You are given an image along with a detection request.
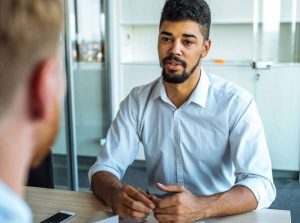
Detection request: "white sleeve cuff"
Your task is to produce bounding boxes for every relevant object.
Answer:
[235,176,276,210]
[88,163,122,186]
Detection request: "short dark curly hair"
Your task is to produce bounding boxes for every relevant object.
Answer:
[159,0,211,40]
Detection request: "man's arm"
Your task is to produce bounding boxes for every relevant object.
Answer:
[91,171,155,221]
[153,183,257,222]
[89,89,155,220]
[229,97,276,209]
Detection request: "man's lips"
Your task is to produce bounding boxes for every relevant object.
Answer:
[165,60,183,71]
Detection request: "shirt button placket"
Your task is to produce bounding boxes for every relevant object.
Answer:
[174,110,184,186]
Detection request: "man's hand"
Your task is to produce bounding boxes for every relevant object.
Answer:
[152,183,209,223]
[92,172,257,222]
[111,185,155,221]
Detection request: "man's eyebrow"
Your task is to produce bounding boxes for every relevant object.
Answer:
[182,33,197,38]
[160,31,172,36]
[160,31,197,39]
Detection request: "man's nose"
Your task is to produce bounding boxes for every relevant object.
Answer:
[168,40,182,56]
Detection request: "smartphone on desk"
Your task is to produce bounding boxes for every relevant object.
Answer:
[40,210,76,223]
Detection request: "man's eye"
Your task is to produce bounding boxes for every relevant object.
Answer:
[184,40,194,46]
[161,37,172,42]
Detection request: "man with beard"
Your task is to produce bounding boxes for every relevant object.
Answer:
[89,0,276,222]
[0,0,64,222]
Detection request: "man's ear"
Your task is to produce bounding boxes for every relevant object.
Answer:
[29,59,55,121]
[201,39,212,58]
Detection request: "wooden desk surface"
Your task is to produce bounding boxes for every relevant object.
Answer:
[25,187,291,223]
[25,187,110,223]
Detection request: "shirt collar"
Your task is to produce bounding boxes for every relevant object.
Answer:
[152,78,166,100]
[152,68,210,108]
[189,68,209,108]
[151,78,173,107]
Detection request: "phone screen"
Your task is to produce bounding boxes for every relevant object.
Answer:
[41,212,73,223]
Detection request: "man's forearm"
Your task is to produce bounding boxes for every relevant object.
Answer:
[91,171,123,206]
[202,185,258,218]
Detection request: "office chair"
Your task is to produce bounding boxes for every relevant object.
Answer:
[27,152,54,188]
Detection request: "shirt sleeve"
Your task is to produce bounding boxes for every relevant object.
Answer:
[229,97,276,210]
[0,181,32,223]
[88,90,140,183]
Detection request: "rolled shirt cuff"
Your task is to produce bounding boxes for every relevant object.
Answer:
[88,163,122,186]
[235,176,276,210]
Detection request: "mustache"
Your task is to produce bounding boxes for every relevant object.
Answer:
[162,55,187,68]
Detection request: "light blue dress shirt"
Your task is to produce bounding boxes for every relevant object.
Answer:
[0,181,32,223]
[89,69,276,210]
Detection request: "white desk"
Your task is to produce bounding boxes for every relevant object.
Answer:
[202,209,291,223]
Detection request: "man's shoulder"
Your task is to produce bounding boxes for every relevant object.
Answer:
[120,77,161,112]
[129,77,161,100]
[208,73,253,102]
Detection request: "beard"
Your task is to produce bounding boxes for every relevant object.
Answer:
[30,101,61,168]
[162,55,201,84]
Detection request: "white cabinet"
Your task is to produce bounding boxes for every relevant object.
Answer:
[256,66,300,171]
[203,64,256,95]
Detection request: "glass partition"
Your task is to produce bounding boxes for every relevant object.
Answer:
[53,0,110,191]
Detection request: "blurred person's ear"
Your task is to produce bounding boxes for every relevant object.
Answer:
[28,57,62,168]
[29,59,57,121]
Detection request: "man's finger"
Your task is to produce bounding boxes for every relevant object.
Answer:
[126,187,155,209]
[149,194,162,208]
[156,183,185,193]
[136,187,153,199]
[123,194,152,214]
[123,205,149,220]
[154,195,178,209]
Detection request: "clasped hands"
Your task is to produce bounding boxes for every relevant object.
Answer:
[111,183,208,223]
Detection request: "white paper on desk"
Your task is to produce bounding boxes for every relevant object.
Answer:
[86,211,119,223]
[119,214,212,223]
[119,213,157,223]
[87,212,213,223]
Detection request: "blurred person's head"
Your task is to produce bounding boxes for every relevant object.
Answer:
[158,0,211,84]
[0,0,64,193]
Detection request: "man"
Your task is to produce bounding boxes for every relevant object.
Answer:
[0,0,64,222]
[89,0,276,222]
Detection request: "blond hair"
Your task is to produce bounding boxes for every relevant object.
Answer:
[0,0,64,117]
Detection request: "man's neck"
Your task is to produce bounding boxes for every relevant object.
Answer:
[0,119,33,197]
[164,67,201,108]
